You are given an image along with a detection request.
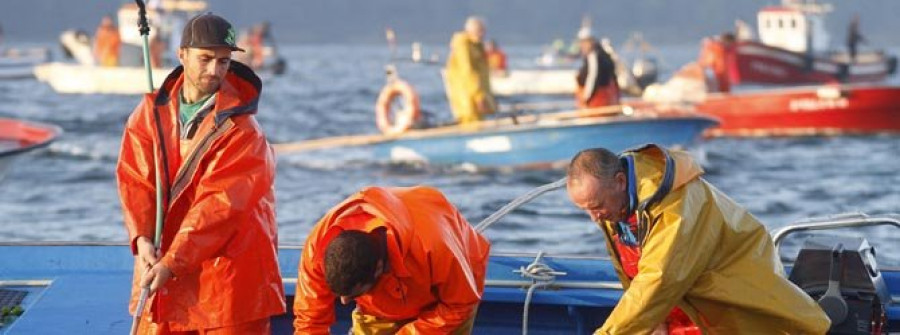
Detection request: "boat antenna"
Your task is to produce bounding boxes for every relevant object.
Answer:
[130,0,163,334]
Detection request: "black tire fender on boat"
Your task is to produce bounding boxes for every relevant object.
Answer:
[375,79,420,135]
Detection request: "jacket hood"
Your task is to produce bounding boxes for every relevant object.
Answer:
[154,61,262,125]
[313,187,416,277]
[622,144,704,211]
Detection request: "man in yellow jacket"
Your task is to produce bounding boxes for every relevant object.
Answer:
[566,144,830,334]
[445,16,496,125]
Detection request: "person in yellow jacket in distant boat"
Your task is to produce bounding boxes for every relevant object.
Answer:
[445,16,497,126]
[565,144,830,334]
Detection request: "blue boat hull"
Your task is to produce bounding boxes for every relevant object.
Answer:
[0,244,897,334]
[370,115,718,167]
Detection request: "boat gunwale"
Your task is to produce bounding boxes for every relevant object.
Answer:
[0,118,61,159]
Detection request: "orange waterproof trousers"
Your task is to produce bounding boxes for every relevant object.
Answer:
[135,317,270,335]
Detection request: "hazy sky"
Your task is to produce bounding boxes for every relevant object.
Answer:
[2,0,899,46]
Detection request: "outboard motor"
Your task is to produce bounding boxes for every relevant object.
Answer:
[631,57,659,89]
[789,236,889,334]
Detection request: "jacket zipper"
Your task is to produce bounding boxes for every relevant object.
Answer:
[168,121,232,204]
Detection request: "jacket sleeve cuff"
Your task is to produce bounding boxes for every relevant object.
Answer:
[129,235,147,255]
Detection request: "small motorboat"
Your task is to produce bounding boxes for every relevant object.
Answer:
[37,3,284,95]
[275,105,718,168]
[494,35,658,98]
[0,117,61,182]
[33,62,171,95]
[490,69,577,97]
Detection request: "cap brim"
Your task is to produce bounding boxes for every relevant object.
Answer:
[185,43,245,52]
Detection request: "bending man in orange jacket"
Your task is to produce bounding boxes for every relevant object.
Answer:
[117,13,285,334]
[294,186,491,334]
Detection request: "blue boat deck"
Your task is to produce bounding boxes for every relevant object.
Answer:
[0,243,897,334]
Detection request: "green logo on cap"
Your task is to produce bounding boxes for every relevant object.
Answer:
[225,27,236,46]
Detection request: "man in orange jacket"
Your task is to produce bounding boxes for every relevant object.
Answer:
[294,186,491,334]
[117,13,285,334]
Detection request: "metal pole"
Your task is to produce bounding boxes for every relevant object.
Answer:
[130,1,160,334]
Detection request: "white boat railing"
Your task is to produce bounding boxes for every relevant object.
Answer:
[772,212,900,271]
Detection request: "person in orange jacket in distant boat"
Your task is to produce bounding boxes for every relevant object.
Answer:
[484,39,507,74]
[93,15,121,67]
[565,144,830,334]
[117,13,284,334]
[293,186,491,334]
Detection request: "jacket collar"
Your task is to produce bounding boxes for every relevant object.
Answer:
[154,61,262,126]
[316,187,415,277]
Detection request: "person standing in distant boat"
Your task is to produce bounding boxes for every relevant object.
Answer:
[847,14,866,63]
[575,28,619,109]
[93,15,121,67]
[117,13,284,334]
[565,144,831,334]
[484,39,507,74]
[445,16,497,126]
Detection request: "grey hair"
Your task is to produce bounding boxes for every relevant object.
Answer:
[465,16,485,30]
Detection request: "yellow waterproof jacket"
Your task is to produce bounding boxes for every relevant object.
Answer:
[444,32,496,125]
[595,144,830,334]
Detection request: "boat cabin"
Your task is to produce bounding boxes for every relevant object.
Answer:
[757,0,831,54]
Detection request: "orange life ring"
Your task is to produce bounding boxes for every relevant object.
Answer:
[375,79,420,135]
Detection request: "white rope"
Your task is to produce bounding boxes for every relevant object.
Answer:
[516,251,567,335]
[475,178,567,233]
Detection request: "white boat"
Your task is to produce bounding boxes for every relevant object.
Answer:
[33,62,171,95]
[490,69,577,97]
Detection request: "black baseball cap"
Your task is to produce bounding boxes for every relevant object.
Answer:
[180,13,244,52]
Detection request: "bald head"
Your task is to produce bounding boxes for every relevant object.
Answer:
[566,148,630,224]
[465,16,486,42]
[567,148,624,184]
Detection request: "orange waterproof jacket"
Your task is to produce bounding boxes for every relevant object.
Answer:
[294,186,491,334]
[117,62,285,330]
[94,24,121,67]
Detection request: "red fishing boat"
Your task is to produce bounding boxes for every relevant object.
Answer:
[640,63,900,137]
[700,0,896,86]
[0,118,61,182]
[696,84,900,137]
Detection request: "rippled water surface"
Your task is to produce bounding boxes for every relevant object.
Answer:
[1,44,898,265]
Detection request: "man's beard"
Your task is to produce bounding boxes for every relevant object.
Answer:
[189,74,221,96]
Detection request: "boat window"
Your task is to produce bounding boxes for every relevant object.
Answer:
[791,18,796,29]
[778,18,783,29]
